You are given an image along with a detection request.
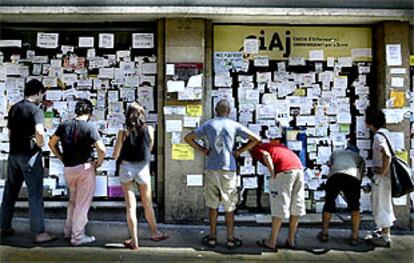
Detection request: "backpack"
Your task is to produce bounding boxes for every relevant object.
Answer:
[377,132,414,198]
[119,126,149,162]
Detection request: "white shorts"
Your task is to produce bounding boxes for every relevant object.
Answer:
[118,161,151,186]
[269,169,306,219]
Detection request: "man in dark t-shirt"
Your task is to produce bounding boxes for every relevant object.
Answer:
[0,79,56,243]
[49,99,106,246]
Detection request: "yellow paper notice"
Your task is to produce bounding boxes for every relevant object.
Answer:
[172,144,195,160]
[186,104,203,117]
[390,90,405,108]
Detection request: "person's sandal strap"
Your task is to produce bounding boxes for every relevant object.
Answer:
[227,237,243,249]
[317,232,329,242]
[202,235,216,248]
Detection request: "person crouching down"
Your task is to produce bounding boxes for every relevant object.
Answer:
[49,99,106,246]
[317,145,365,246]
[249,141,305,252]
[113,102,168,250]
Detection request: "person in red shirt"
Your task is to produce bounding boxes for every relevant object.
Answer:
[250,141,305,251]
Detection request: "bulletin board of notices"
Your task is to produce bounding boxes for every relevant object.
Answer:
[213,25,377,214]
[0,24,158,201]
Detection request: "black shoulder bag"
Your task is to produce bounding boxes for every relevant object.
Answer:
[377,132,414,198]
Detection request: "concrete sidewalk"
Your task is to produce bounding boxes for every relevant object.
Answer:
[1,218,413,262]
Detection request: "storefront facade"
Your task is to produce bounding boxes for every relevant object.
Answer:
[0,1,412,227]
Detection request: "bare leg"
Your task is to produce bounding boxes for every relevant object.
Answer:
[322,211,331,236]
[267,217,283,248]
[351,211,360,240]
[121,182,139,247]
[225,212,234,240]
[288,215,299,246]
[138,183,158,236]
[209,208,218,238]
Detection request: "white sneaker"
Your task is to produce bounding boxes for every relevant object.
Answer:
[71,235,96,246]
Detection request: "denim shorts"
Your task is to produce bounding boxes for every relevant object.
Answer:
[118,161,151,186]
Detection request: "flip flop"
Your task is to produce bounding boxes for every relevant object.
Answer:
[202,235,217,248]
[226,237,243,249]
[256,239,278,252]
[150,232,169,242]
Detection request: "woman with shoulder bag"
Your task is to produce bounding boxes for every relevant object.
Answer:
[113,102,168,250]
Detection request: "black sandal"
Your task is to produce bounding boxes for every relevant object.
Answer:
[317,232,329,242]
[202,235,217,248]
[226,237,243,249]
[256,239,278,252]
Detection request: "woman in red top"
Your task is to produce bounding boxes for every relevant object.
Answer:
[250,141,305,251]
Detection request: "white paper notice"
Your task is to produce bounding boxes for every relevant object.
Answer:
[393,195,407,206]
[244,38,259,54]
[390,68,406,75]
[391,77,404,88]
[327,57,335,67]
[78,37,94,48]
[309,50,324,61]
[94,176,108,197]
[165,120,182,133]
[187,174,203,186]
[99,33,114,49]
[386,44,402,66]
[167,80,185,92]
[166,64,175,75]
[132,33,154,49]
[187,74,203,88]
[37,33,59,48]
[243,177,258,189]
[0,40,22,48]
[183,116,200,128]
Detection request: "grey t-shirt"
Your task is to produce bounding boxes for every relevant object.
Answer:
[194,117,251,171]
[328,150,366,180]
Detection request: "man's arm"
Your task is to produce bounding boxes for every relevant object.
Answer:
[262,150,276,178]
[184,131,209,155]
[234,129,261,157]
[34,123,45,148]
[48,135,63,161]
[94,140,106,167]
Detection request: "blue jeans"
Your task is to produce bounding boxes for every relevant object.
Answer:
[0,153,45,235]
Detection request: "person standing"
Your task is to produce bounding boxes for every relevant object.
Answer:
[365,108,395,247]
[185,99,260,249]
[250,141,305,251]
[112,102,168,250]
[0,79,56,243]
[48,99,106,246]
[317,145,365,246]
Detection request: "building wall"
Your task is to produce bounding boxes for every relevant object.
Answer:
[163,18,208,223]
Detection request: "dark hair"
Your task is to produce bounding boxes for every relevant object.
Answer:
[75,99,93,116]
[24,79,46,97]
[365,107,386,129]
[125,102,146,133]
